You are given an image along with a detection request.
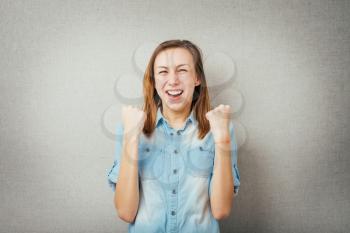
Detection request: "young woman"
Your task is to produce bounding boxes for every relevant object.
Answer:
[107,39,240,233]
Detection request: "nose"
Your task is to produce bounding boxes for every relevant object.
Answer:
[168,70,180,86]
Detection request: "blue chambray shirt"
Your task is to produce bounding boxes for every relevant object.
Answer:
[107,107,240,233]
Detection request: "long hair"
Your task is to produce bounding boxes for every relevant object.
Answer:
[142,39,211,139]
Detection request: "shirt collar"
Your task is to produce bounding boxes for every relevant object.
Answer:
[155,107,196,130]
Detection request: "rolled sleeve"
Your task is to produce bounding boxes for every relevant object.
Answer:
[230,122,240,196]
[107,123,124,192]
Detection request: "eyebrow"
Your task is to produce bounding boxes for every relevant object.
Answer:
[156,64,190,69]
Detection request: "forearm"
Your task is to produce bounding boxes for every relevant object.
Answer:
[210,141,234,219]
[114,134,140,222]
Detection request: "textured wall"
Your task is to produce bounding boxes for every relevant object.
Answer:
[0,1,349,233]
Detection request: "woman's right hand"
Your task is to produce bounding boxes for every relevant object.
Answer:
[122,105,146,138]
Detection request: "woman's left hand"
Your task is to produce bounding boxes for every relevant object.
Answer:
[205,104,231,142]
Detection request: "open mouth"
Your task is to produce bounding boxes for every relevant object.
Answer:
[166,90,183,97]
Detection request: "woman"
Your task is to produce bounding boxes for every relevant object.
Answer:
[107,39,240,233]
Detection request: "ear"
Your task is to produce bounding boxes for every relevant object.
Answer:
[195,76,201,86]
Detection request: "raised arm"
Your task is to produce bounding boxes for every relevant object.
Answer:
[114,105,146,223]
[206,104,234,220]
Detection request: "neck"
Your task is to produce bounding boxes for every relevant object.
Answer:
[161,105,191,129]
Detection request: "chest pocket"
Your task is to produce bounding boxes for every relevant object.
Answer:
[185,144,214,178]
[138,144,164,180]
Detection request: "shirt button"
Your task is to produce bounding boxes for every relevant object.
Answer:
[174,149,178,154]
[170,132,174,136]
[199,146,203,151]
[177,131,181,135]
[171,210,176,216]
[145,147,150,152]
[173,169,177,174]
[172,189,176,194]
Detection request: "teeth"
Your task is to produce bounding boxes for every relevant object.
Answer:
[167,90,182,95]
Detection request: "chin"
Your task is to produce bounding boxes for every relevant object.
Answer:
[164,100,191,112]
[165,103,184,112]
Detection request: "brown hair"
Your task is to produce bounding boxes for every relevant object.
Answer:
[142,39,211,139]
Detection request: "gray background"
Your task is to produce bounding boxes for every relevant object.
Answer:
[0,0,349,233]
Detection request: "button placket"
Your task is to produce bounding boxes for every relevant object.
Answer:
[169,145,178,231]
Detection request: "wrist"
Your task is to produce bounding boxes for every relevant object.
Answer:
[213,132,230,144]
[123,125,142,137]
[123,131,140,142]
[214,138,231,153]
[214,138,231,144]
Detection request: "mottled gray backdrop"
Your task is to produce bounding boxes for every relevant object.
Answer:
[0,1,349,233]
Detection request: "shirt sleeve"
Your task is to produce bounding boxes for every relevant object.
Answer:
[209,121,240,197]
[230,121,240,196]
[107,123,124,192]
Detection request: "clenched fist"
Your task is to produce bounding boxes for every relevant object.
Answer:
[122,105,146,138]
[205,104,231,142]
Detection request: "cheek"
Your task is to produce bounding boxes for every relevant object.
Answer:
[185,83,197,99]
[155,79,166,95]
[186,88,195,98]
[182,79,196,93]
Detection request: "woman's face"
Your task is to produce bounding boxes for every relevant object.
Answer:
[153,47,201,113]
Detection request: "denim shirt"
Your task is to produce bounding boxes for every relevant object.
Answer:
[107,108,240,233]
